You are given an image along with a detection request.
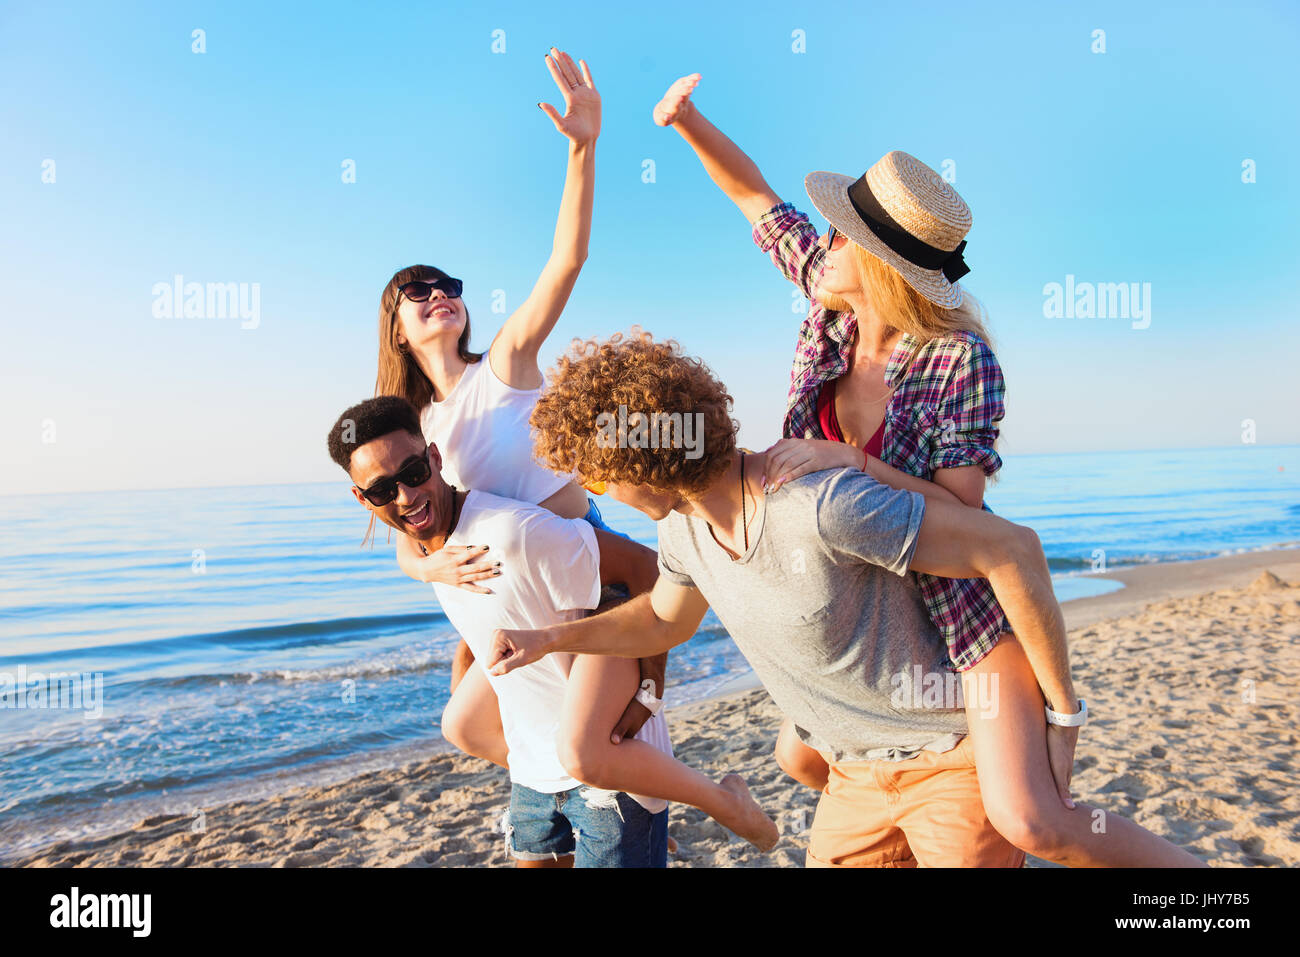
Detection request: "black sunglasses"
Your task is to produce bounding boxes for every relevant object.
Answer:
[398,278,464,302]
[826,224,845,249]
[357,453,433,506]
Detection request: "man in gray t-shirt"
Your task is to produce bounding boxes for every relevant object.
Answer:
[489,334,1084,867]
[653,468,966,763]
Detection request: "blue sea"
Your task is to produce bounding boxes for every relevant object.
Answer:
[1,444,1296,858]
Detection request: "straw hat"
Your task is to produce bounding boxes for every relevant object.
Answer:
[805,150,972,309]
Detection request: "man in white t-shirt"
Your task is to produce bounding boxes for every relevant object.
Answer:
[327,395,671,867]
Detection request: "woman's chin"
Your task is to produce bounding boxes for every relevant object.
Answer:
[813,286,853,314]
[413,319,466,344]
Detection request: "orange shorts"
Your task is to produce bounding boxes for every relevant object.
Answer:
[805,736,1024,868]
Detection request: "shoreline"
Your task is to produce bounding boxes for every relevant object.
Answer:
[1061,547,1300,628]
[674,546,1300,701]
[8,545,1300,867]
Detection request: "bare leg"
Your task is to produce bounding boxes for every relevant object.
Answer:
[965,633,1207,867]
[515,856,573,868]
[774,717,830,791]
[450,638,475,692]
[559,654,779,852]
[440,661,509,769]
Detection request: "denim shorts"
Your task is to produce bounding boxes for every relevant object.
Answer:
[505,781,669,867]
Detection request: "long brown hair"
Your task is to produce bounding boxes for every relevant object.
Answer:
[367,265,481,549]
[374,264,483,408]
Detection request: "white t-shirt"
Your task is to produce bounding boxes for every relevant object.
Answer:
[420,353,571,506]
[433,490,672,811]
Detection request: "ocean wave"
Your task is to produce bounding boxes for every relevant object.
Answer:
[1046,541,1300,575]
[172,612,450,648]
[3,599,154,619]
[0,611,450,667]
[134,649,453,689]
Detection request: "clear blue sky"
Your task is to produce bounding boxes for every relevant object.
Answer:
[3,0,1298,494]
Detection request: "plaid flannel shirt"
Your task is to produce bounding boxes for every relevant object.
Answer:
[753,202,1010,671]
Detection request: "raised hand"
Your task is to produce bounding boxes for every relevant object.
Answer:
[652,73,701,127]
[539,47,600,146]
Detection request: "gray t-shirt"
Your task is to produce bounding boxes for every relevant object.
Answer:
[656,467,967,762]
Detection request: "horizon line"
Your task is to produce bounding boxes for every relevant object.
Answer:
[2,441,1295,499]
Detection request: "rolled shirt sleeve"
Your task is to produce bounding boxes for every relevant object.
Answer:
[929,336,1006,476]
[813,469,927,576]
[752,202,827,304]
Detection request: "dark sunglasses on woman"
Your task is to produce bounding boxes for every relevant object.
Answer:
[398,278,464,302]
[357,453,433,506]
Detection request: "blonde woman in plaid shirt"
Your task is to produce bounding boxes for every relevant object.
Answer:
[652,75,1203,867]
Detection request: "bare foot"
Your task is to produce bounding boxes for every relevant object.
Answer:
[652,73,701,126]
[718,773,779,852]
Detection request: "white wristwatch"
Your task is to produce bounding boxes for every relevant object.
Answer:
[1045,698,1087,727]
[634,678,664,716]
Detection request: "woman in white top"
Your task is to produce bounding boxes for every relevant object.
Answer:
[372,48,777,855]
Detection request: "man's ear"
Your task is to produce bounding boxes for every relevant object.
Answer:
[349,483,369,509]
[427,442,442,472]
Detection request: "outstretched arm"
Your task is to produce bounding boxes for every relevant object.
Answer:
[592,528,670,743]
[489,575,708,675]
[658,75,838,310]
[653,74,781,224]
[492,47,600,388]
[907,499,1080,804]
[908,501,1075,715]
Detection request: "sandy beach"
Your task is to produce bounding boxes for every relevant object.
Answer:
[14,548,1300,868]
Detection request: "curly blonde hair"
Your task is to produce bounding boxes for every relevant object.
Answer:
[531,329,739,496]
